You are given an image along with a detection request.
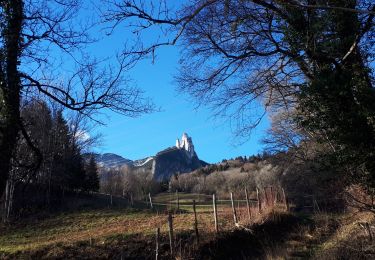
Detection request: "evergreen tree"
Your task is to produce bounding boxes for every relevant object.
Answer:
[66,146,86,191]
[85,156,100,192]
[50,110,71,190]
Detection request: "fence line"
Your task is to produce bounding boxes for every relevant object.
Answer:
[147,185,291,259]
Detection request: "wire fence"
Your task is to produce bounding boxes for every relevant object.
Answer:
[98,186,294,259]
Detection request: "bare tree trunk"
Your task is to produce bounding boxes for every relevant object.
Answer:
[3,178,15,222]
[0,143,15,199]
[7,180,15,220]
[0,120,19,199]
[0,0,23,197]
[3,181,10,222]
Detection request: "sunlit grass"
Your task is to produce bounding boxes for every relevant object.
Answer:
[0,208,154,254]
[0,206,223,255]
[0,193,283,257]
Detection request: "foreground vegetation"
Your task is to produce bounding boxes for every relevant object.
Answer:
[1,192,375,259]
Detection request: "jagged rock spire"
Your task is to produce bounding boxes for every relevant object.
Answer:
[176,132,195,158]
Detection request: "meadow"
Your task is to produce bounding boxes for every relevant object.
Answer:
[1,192,374,259]
[0,192,264,259]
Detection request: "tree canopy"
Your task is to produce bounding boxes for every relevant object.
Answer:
[106,0,375,186]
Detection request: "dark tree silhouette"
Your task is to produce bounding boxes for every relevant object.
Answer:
[85,156,100,193]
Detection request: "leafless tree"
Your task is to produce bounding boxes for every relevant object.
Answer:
[0,0,154,196]
[100,165,160,199]
[68,112,103,154]
[103,0,374,142]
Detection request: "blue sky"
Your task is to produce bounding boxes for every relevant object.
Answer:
[89,42,269,163]
[83,2,270,163]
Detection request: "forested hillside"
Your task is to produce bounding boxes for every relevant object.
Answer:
[3,100,100,220]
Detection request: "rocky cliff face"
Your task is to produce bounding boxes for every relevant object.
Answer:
[92,133,207,181]
[151,146,206,181]
[150,133,206,181]
[175,132,195,158]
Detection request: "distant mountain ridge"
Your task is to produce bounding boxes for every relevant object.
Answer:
[89,133,207,180]
[84,153,133,169]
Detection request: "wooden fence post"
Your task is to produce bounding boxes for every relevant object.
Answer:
[176,191,179,212]
[130,193,134,207]
[282,188,289,211]
[193,200,199,244]
[149,193,153,209]
[257,188,262,213]
[230,192,238,225]
[155,227,160,260]
[213,194,218,233]
[245,188,251,222]
[168,213,174,256]
[110,194,113,206]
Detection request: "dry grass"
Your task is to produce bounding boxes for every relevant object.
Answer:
[0,203,267,257]
[0,209,157,254]
[4,192,353,259]
[313,211,375,259]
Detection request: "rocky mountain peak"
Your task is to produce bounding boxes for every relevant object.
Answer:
[93,132,207,181]
[175,132,195,158]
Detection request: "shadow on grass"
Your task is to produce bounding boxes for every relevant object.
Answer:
[195,212,315,260]
[2,211,340,260]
